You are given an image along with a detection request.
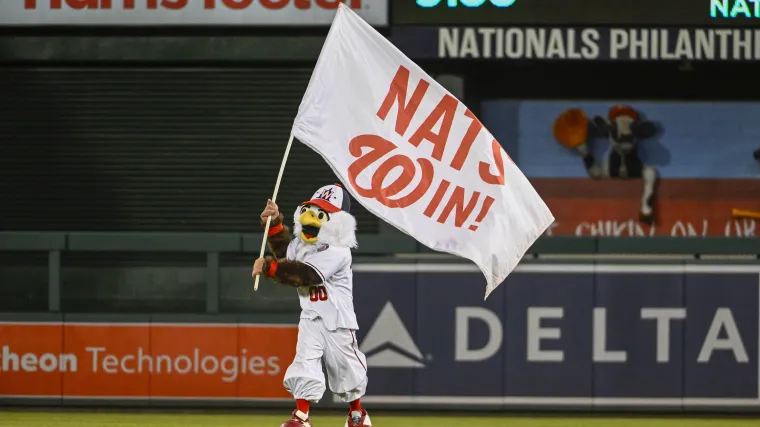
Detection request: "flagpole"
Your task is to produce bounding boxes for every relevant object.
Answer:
[254,133,295,291]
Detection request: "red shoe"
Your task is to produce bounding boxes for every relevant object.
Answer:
[281,410,312,427]
[344,409,372,427]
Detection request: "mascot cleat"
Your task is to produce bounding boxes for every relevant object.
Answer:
[281,410,312,427]
[344,409,372,427]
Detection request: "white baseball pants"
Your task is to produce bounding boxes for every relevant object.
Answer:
[283,317,368,403]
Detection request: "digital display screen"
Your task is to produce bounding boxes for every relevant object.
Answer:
[394,0,760,26]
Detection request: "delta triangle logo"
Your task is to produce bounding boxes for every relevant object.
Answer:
[359,301,425,368]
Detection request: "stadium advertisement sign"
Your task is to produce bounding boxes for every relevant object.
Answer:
[2,265,758,410]
[390,27,760,61]
[0,323,297,400]
[531,179,760,237]
[351,264,760,408]
[393,0,760,26]
[0,0,388,27]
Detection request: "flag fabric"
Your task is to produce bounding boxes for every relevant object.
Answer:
[291,4,554,299]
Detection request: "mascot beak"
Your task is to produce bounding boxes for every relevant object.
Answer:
[298,210,322,244]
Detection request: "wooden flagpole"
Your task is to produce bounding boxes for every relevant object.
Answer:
[254,133,295,291]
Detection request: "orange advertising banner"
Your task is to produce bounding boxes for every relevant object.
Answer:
[533,178,760,237]
[0,322,297,400]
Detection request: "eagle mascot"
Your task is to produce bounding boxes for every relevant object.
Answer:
[253,184,373,427]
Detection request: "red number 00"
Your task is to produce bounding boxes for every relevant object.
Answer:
[309,286,328,302]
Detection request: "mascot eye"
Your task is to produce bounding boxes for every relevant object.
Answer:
[301,207,307,214]
[318,212,327,221]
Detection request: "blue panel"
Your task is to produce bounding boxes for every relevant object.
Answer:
[353,272,417,397]
[351,267,760,407]
[505,272,594,397]
[593,273,684,398]
[484,100,760,179]
[415,272,505,397]
[683,273,759,398]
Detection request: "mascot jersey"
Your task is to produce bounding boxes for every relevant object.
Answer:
[286,238,358,332]
[260,183,360,332]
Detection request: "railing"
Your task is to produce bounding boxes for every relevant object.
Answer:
[1,231,759,314]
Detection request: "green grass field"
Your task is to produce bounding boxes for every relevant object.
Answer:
[0,412,758,427]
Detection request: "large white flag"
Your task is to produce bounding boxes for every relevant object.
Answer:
[291,4,554,299]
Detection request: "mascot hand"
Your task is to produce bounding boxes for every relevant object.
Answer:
[252,257,265,278]
[260,199,279,224]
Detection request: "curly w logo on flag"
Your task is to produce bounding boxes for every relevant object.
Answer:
[291,4,554,299]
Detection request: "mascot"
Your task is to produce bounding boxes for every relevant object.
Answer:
[554,105,659,224]
[252,184,371,427]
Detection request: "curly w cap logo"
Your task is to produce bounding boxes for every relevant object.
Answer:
[315,187,337,201]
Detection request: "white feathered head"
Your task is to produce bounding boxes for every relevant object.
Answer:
[292,184,357,249]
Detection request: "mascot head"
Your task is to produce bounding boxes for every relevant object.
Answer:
[606,105,657,154]
[293,184,357,249]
